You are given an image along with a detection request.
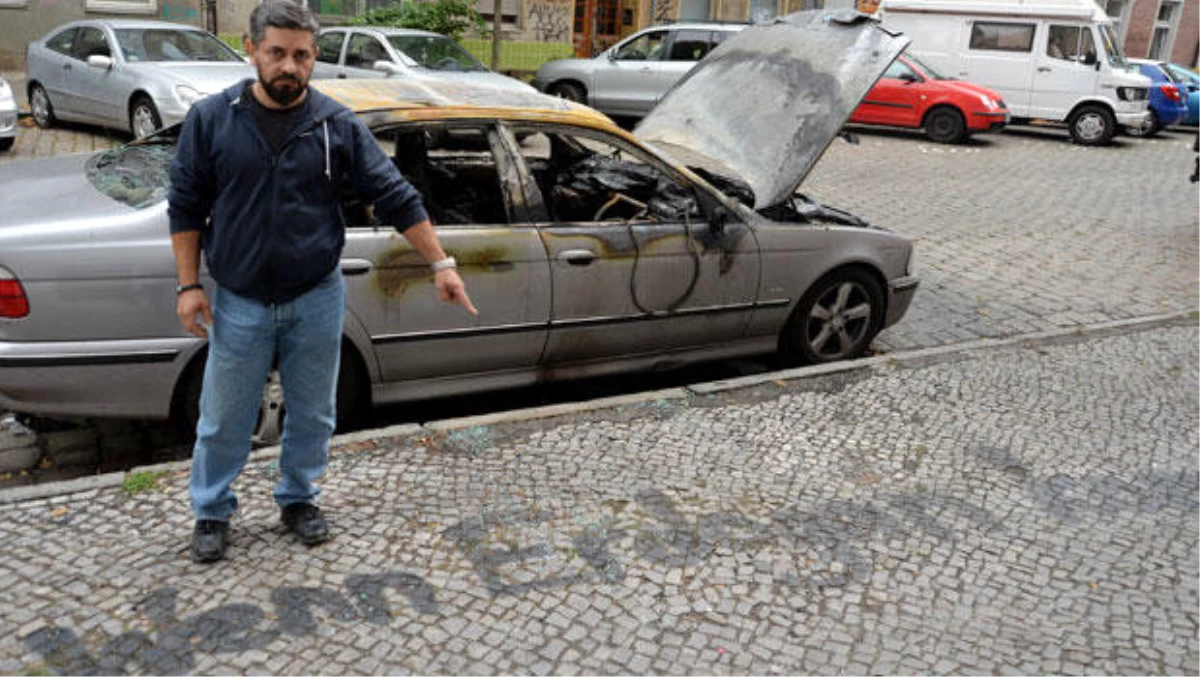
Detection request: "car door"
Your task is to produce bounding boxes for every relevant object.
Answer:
[1031,23,1099,120]
[652,29,720,107]
[591,29,672,116]
[68,26,124,127]
[341,32,390,79]
[313,30,347,79]
[35,27,81,117]
[339,122,550,385]
[853,57,924,127]
[497,122,759,366]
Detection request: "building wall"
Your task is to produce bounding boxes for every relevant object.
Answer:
[1171,0,1198,64]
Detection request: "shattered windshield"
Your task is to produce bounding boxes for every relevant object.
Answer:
[86,142,175,208]
[388,35,486,72]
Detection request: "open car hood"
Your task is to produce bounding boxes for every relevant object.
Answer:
[635,10,908,210]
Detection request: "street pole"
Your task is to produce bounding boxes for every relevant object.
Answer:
[491,0,502,71]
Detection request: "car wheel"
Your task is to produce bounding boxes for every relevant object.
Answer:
[549,82,585,103]
[0,137,12,151]
[782,267,884,364]
[1069,104,1115,146]
[1125,109,1161,138]
[924,107,967,144]
[29,84,56,129]
[130,95,162,139]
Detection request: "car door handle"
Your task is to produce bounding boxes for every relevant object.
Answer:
[340,258,373,275]
[1037,66,1052,72]
[337,73,347,79]
[558,249,597,266]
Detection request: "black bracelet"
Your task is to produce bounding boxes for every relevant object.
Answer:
[175,282,203,295]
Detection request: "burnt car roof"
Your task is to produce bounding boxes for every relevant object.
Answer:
[635,10,909,210]
[311,78,618,130]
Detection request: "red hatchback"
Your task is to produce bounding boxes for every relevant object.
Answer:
[850,53,1009,143]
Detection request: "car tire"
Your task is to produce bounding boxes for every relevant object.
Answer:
[29,83,56,129]
[177,344,368,445]
[781,267,884,365]
[1124,109,1161,138]
[0,137,12,151]
[924,107,967,144]
[549,82,585,103]
[1068,104,1116,146]
[130,95,162,139]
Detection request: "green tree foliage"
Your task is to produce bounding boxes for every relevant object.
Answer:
[348,0,488,41]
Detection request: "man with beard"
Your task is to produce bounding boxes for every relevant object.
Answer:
[168,0,477,563]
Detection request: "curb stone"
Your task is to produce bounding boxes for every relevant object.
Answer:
[0,308,1192,507]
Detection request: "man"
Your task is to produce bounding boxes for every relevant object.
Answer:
[169,0,476,564]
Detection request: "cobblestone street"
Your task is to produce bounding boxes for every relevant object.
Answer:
[0,79,1197,674]
[1,318,1196,675]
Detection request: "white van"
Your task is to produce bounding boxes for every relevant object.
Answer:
[877,0,1151,145]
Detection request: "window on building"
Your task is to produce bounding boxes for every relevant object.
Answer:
[750,0,778,23]
[679,0,711,21]
[969,22,1036,52]
[84,0,155,13]
[478,0,520,26]
[1148,0,1180,60]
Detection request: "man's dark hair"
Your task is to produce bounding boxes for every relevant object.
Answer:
[249,0,320,45]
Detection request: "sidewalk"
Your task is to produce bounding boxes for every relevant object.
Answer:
[1,313,1195,675]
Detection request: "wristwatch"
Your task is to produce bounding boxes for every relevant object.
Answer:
[175,282,203,295]
[430,256,457,272]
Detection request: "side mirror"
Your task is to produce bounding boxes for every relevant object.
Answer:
[898,72,918,84]
[709,205,729,234]
[372,60,402,75]
[87,54,113,70]
[1079,52,1097,66]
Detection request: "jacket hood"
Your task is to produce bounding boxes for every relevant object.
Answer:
[635,10,908,210]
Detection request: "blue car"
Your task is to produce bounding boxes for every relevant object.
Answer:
[1125,58,1189,137]
[1162,62,1199,126]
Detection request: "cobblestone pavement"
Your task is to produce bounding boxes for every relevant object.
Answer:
[0,317,1196,675]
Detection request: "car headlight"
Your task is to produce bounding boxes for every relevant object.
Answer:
[978,94,998,109]
[175,85,206,107]
[906,245,917,277]
[0,80,14,106]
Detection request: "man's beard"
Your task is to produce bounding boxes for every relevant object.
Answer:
[260,72,306,107]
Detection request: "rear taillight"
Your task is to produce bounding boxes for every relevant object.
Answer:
[0,267,29,318]
[1161,84,1182,102]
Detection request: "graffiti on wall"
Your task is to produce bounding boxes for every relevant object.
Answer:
[528,0,573,42]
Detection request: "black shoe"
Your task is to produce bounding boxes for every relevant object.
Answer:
[191,520,229,563]
[281,503,329,546]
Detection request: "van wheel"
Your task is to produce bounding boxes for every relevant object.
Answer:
[548,82,585,103]
[1069,105,1115,146]
[924,107,967,144]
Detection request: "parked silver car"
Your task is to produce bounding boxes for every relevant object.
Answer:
[0,76,16,151]
[0,12,916,442]
[313,26,535,93]
[25,19,255,138]
[532,22,745,118]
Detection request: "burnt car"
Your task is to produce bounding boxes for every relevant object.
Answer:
[0,11,917,442]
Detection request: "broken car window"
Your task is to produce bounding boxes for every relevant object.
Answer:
[364,124,510,227]
[86,142,175,209]
[513,128,701,224]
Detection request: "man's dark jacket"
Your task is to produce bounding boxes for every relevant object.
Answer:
[168,79,429,304]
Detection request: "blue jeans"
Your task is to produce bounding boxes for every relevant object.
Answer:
[190,270,346,521]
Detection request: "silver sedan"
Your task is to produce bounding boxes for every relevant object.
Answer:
[0,12,917,443]
[25,19,255,138]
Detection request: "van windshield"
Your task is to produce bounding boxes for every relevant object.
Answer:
[1098,24,1127,68]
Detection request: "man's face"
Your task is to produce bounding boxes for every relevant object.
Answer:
[246,26,316,107]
